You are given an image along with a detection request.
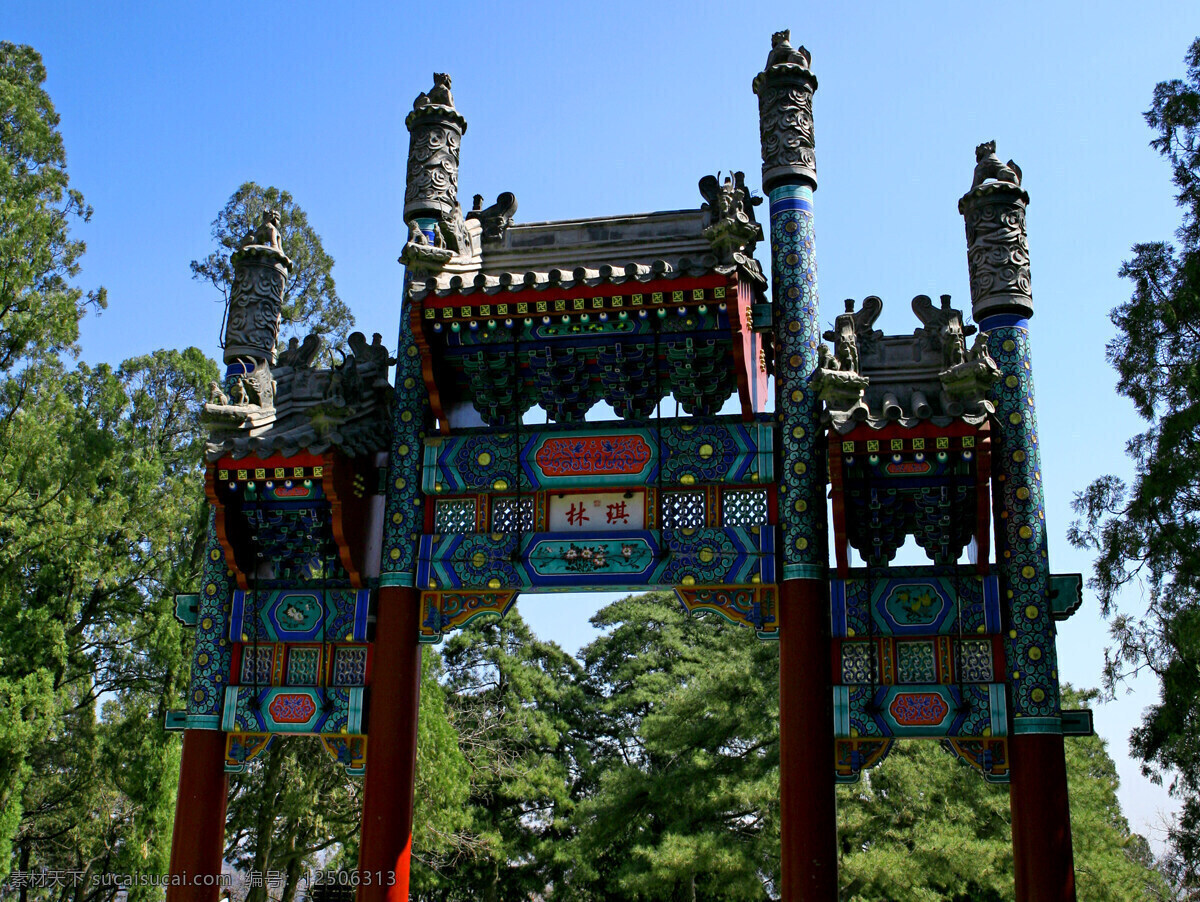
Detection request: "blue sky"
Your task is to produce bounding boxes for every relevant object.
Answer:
[5,0,1199,850]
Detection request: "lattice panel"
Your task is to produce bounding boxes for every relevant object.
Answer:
[286,648,320,686]
[491,496,534,532]
[240,646,274,686]
[722,489,768,527]
[436,499,477,535]
[896,641,937,683]
[332,647,369,687]
[841,642,877,684]
[958,639,994,683]
[661,491,706,529]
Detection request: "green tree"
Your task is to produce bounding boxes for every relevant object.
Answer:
[0,40,108,880]
[0,42,105,374]
[419,611,582,902]
[563,592,780,901]
[1070,36,1200,888]
[190,183,354,356]
[1,348,217,896]
[839,687,1170,901]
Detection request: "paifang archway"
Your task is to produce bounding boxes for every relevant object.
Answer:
[164,32,1089,902]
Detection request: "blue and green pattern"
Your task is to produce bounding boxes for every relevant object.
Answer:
[417,527,775,591]
[182,516,234,729]
[982,315,1060,733]
[770,185,825,580]
[381,269,432,587]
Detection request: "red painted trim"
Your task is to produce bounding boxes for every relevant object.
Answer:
[166,731,228,902]
[409,296,447,433]
[357,586,422,902]
[827,433,850,576]
[214,451,325,472]
[323,451,373,588]
[778,578,838,900]
[837,419,984,442]
[421,273,730,309]
[1011,733,1078,900]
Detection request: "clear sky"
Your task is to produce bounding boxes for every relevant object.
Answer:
[5,0,1199,851]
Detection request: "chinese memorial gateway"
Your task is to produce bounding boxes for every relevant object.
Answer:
[166,32,1090,901]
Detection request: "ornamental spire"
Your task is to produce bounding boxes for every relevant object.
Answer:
[752,30,819,191]
[404,73,468,222]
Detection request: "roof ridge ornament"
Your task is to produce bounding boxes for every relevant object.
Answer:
[699,171,763,264]
[753,30,819,191]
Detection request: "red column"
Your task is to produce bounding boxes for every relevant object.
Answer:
[166,730,229,902]
[778,578,838,901]
[357,586,422,902]
[1010,733,1076,901]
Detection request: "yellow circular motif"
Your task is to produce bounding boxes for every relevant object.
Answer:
[789,355,801,367]
[788,321,800,333]
[478,452,492,466]
[210,548,221,561]
[796,537,808,550]
[398,444,409,456]
[401,411,413,422]
[699,444,714,459]
[390,548,401,560]
[194,690,205,702]
[404,377,415,389]
[792,425,805,438]
[395,477,406,490]
[488,578,502,589]
[1003,340,1016,351]
[392,513,403,524]
[698,547,715,564]
[791,390,803,402]
[1006,375,1019,388]
[1009,412,1022,425]
[1025,604,1039,619]
[1031,688,1046,703]
[795,499,807,513]
[681,473,696,485]
[1013,450,1026,463]
[205,584,217,596]
[471,551,487,568]
[493,479,509,490]
[793,461,807,475]
[1021,565,1036,579]
[407,345,418,357]
[1019,525,1032,539]
[1029,647,1042,660]
[201,617,213,630]
[198,653,209,666]
[1016,487,1030,500]
[786,253,799,265]
[681,575,696,586]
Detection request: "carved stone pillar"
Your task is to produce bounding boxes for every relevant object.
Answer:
[961,145,1077,900]
[753,32,818,193]
[224,213,292,365]
[754,31,838,901]
[958,145,1032,320]
[404,74,467,223]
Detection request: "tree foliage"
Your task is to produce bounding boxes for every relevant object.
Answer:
[189,183,353,355]
[1070,36,1200,887]
[0,42,105,374]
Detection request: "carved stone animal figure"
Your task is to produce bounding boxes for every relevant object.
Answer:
[971,140,1022,188]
